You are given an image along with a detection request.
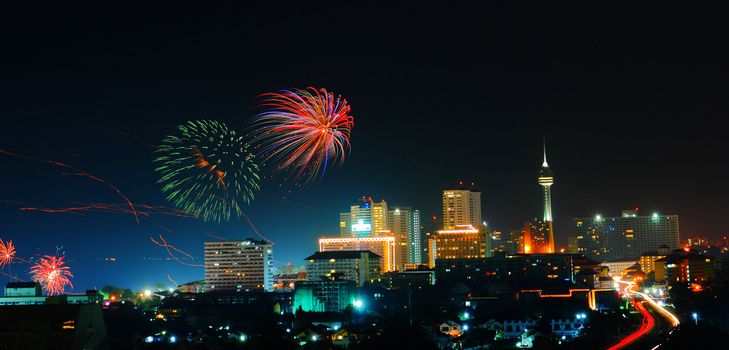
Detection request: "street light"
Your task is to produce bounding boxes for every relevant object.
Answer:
[692,312,698,325]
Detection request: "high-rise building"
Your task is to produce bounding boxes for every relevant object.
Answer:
[319,236,397,272]
[523,219,555,254]
[435,225,487,259]
[304,251,381,287]
[538,140,555,222]
[535,139,555,252]
[420,215,442,267]
[566,236,579,253]
[387,207,422,267]
[442,184,482,229]
[339,196,388,236]
[204,239,273,292]
[575,209,680,261]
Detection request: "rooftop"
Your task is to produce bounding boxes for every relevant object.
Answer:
[305,250,382,261]
[5,282,39,289]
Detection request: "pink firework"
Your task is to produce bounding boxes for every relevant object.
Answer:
[252,87,354,184]
[0,239,15,268]
[31,255,73,295]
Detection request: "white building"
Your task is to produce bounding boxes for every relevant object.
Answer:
[204,239,273,291]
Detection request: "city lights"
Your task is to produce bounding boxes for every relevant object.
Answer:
[2,4,724,350]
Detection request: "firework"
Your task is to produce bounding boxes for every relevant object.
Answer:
[251,87,354,184]
[18,202,196,218]
[0,239,15,268]
[154,120,260,223]
[150,235,204,267]
[0,149,139,222]
[31,255,73,296]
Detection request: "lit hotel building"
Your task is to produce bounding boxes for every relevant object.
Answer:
[204,239,273,292]
[435,225,487,259]
[442,185,482,229]
[388,207,422,267]
[339,196,388,236]
[319,236,397,272]
[575,209,680,261]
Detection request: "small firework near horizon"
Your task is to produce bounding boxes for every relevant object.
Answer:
[0,239,15,269]
[31,255,74,296]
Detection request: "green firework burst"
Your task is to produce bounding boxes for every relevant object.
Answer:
[154,120,260,223]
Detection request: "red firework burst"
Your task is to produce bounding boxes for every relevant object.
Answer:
[31,255,73,295]
[0,239,15,268]
[252,87,354,184]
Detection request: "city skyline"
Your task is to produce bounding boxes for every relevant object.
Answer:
[2,2,729,294]
[2,2,728,349]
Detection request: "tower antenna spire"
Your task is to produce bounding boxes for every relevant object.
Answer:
[542,134,549,167]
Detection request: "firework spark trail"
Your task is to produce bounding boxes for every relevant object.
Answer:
[0,105,158,149]
[239,210,274,244]
[211,195,274,244]
[150,235,203,267]
[167,274,179,288]
[0,149,140,223]
[31,255,73,296]
[257,193,319,212]
[0,271,25,282]
[18,203,196,218]
[4,148,86,158]
[55,118,159,149]
[251,87,354,185]
[203,232,228,241]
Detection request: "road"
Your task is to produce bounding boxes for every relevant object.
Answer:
[606,279,680,350]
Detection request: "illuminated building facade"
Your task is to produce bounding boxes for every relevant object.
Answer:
[600,260,638,276]
[339,196,389,236]
[204,239,273,292]
[427,237,436,268]
[319,236,397,272]
[293,277,357,312]
[435,253,586,284]
[0,283,103,306]
[522,219,554,254]
[420,215,442,267]
[639,244,670,273]
[656,250,715,286]
[387,207,422,267]
[304,250,381,287]
[442,185,482,229]
[575,209,680,261]
[435,225,486,260]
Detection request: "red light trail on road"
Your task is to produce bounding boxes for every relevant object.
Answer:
[607,299,654,350]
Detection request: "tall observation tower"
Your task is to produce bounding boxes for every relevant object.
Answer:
[538,139,554,222]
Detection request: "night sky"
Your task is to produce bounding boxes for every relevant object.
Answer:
[1,2,729,291]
